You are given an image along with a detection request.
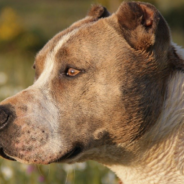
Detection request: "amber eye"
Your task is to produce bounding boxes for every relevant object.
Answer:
[66,68,81,77]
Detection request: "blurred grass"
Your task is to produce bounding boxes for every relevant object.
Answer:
[0,52,34,100]
[0,0,184,184]
[0,160,115,184]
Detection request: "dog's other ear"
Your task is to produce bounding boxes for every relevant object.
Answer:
[169,44,184,71]
[69,5,110,32]
[116,2,171,51]
[88,5,110,19]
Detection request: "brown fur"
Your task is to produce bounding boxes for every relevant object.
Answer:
[0,2,184,183]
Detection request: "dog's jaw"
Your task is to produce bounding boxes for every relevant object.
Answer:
[108,46,184,184]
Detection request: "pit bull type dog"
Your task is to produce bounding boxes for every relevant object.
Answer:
[0,1,184,184]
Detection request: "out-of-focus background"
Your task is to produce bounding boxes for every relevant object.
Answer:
[0,0,184,183]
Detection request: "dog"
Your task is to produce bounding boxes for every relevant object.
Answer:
[0,1,184,184]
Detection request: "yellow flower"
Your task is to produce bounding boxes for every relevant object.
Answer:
[0,7,24,41]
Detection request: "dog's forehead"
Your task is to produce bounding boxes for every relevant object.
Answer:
[35,17,117,74]
[36,20,94,63]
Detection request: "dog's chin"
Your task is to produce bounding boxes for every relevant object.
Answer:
[0,145,83,164]
[52,146,83,163]
[0,148,16,161]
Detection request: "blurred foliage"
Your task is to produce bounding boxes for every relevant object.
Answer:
[0,0,184,184]
[0,7,46,52]
[165,6,184,29]
[0,7,23,41]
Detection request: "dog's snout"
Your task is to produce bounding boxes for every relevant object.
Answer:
[0,105,15,130]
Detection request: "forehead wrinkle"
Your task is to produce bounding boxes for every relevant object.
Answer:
[52,29,79,57]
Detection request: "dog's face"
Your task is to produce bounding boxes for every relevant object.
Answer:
[0,2,182,165]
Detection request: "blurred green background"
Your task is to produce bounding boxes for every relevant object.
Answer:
[0,0,184,183]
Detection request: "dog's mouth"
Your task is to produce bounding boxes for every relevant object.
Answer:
[0,147,16,161]
[54,146,83,163]
[0,145,82,163]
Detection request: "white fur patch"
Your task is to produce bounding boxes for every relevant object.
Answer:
[34,29,79,87]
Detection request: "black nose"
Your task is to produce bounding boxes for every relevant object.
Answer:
[0,105,15,130]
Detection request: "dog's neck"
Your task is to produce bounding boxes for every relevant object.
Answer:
[109,45,184,184]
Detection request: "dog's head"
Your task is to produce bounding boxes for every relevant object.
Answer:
[0,2,183,165]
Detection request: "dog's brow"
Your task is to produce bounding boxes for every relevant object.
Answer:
[52,29,78,56]
[33,29,79,87]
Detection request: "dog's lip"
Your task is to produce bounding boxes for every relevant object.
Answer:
[0,147,16,161]
[53,146,83,163]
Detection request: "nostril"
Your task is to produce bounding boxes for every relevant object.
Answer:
[0,105,15,130]
[0,111,9,127]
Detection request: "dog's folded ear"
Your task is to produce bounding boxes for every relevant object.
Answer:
[88,5,110,19]
[116,2,170,51]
